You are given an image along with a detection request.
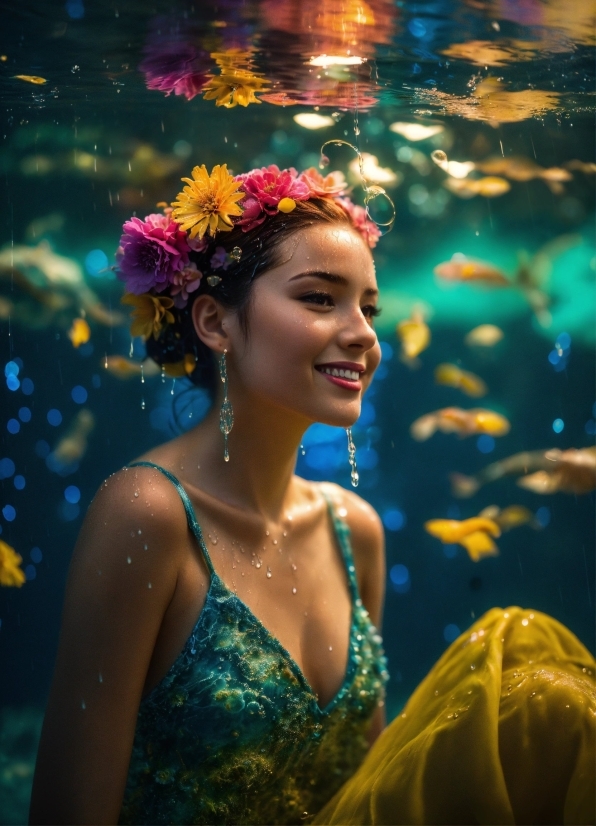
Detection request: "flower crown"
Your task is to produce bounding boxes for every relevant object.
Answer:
[116,163,382,352]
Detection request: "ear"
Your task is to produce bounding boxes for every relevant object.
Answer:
[191,294,230,353]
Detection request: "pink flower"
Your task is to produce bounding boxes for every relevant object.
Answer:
[299,167,349,197]
[236,165,310,230]
[140,43,209,101]
[116,214,190,294]
[169,263,203,309]
[337,197,382,249]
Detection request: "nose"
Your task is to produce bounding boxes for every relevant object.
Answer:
[337,304,379,354]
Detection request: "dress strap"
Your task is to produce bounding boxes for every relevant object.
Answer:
[319,487,360,603]
[127,461,215,576]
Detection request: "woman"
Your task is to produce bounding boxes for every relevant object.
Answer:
[30,163,595,826]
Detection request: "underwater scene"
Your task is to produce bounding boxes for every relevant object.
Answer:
[1,0,595,822]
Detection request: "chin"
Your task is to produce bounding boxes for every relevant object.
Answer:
[312,402,361,429]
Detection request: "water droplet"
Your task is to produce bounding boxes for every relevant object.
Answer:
[207,275,222,287]
[272,539,278,545]
[282,531,287,537]
[141,398,145,410]
[470,664,476,670]
[143,544,148,550]
[129,339,134,357]
[265,530,270,536]
[266,566,272,578]
[292,587,297,594]
[140,363,145,384]
[328,645,333,651]
[161,365,165,383]
[170,379,176,395]
[81,700,86,709]
[99,673,103,683]
[434,690,439,695]
[147,582,152,588]
[255,559,262,569]
[127,556,131,564]
[230,246,242,262]
[319,153,330,169]
[134,490,139,498]
[291,563,297,571]
[431,149,448,166]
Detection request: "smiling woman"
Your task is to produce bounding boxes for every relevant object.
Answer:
[28,163,594,826]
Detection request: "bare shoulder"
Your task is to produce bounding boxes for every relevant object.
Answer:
[318,482,386,626]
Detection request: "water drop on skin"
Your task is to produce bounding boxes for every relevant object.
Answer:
[127,557,132,564]
[134,490,139,498]
[266,567,272,578]
[292,587,297,595]
[148,582,152,588]
[272,539,278,545]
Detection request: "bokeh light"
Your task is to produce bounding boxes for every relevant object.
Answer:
[84,248,108,276]
[71,385,88,404]
[2,504,16,522]
[552,418,565,433]
[14,475,26,490]
[64,485,81,504]
[21,377,34,395]
[476,434,495,453]
[382,508,406,531]
[535,506,551,528]
[7,419,20,434]
[30,547,43,563]
[25,564,37,581]
[35,440,50,458]
[389,563,411,593]
[47,409,63,427]
[0,458,15,479]
[443,623,461,643]
[18,406,31,422]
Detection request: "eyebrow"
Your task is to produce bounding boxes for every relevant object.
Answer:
[289,270,379,297]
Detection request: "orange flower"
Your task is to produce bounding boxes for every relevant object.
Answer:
[121,292,175,340]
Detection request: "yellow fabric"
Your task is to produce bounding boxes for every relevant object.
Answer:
[314,607,596,825]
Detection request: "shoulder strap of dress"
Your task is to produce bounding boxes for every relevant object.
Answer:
[127,461,215,576]
[319,486,360,603]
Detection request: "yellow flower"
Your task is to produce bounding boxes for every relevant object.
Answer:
[171,164,245,240]
[121,293,175,340]
[203,70,268,109]
[68,317,91,348]
[0,540,26,587]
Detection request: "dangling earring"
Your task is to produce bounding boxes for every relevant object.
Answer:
[346,428,359,487]
[219,349,234,462]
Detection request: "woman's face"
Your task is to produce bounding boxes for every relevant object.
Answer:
[226,222,381,428]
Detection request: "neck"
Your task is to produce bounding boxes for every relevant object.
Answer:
[181,390,311,523]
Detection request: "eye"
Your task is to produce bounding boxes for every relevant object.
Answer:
[299,290,335,307]
[362,305,382,319]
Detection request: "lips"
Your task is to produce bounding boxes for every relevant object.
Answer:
[315,361,364,391]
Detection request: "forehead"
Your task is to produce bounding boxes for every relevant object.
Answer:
[272,222,376,283]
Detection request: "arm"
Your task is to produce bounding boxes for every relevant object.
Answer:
[337,488,387,747]
[29,467,188,825]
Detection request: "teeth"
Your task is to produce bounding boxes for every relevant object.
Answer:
[320,367,360,381]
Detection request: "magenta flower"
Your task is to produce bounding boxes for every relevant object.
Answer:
[117,213,190,294]
[236,165,310,230]
[169,263,203,309]
[139,43,209,101]
[337,197,382,249]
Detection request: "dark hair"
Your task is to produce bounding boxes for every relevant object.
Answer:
[145,197,355,396]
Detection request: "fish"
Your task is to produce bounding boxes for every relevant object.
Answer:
[464,324,504,347]
[68,317,91,348]
[163,353,198,378]
[396,309,431,367]
[51,409,95,465]
[434,364,488,397]
[424,517,501,562]
[104,355,161,380]
[434,255,511,286]
[475,156,573,193]
[0,242,125,327]
[443,176,511,198]
[0,540,26,587]
[478,505,539,532]
[517,447,596,495]
[13,74,47,84]
[410,407,511,441]
[565,160,596,175]
[450,446,596,497]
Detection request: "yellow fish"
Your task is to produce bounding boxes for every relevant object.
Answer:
[396,309,431,367]
[104,355,160,380]
[434,364,488,398]
[464,324,504,347]
[410,407,511,441]
[434,256,511,286]
[13,74,47,85]
[425,517,501,562]
[478,505,538,532]
[163,353,197,378]
[68,317,91,348]
[51,409,95,465]
[0,540,26,587]
[444,176,511,199]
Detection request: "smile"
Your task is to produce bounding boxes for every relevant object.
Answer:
[315,362,364,391]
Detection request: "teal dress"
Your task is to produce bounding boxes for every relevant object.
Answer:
[119,462,389,826]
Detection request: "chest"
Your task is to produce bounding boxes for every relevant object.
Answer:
[144,512,357,709]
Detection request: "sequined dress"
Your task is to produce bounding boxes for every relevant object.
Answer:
[118,461,389,826]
